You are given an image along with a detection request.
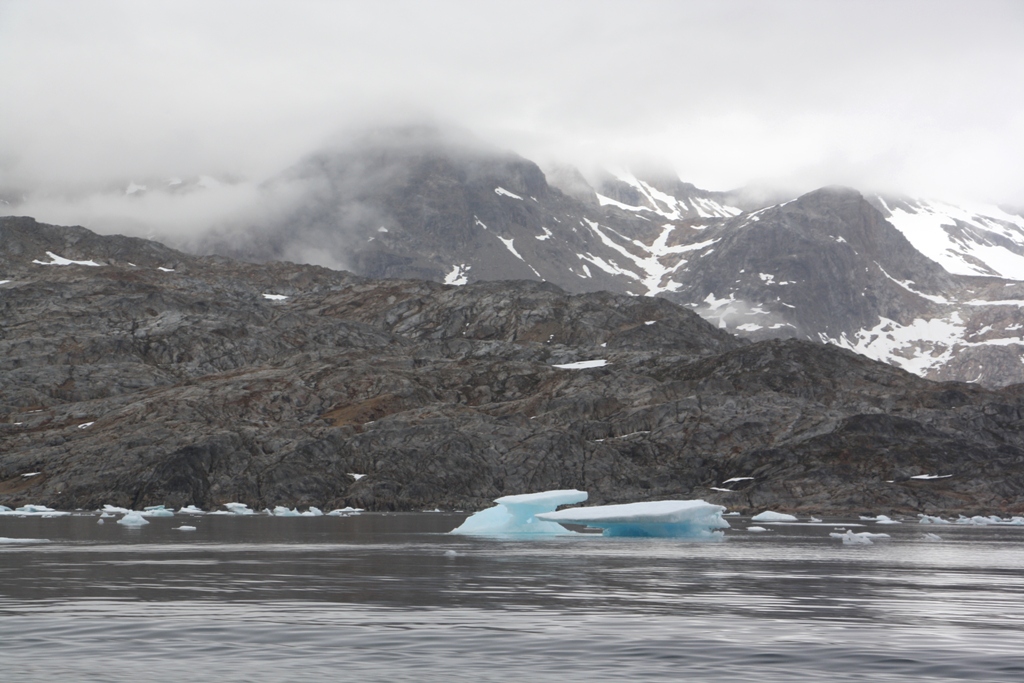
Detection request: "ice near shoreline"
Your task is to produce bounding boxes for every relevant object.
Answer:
[451,490,729,538]
[451,490,589,535]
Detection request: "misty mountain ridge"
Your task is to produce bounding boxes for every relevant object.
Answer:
[4,127,1023,386]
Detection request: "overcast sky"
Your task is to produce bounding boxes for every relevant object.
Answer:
[2,0,1022,235]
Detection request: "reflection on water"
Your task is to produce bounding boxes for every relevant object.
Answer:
[2,513,1024,681]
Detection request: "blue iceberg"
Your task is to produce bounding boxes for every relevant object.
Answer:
[536,500,730,538]
[450,489,588,536]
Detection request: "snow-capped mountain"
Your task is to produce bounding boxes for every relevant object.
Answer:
[24,128,1022,387]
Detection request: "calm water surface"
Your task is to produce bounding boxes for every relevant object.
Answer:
[2,512,1023,681]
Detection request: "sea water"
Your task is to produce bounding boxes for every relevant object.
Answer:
[2,513,1023,682]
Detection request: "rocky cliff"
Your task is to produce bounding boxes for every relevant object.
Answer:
[3,216,1024,515]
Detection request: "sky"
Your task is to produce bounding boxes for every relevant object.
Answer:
[1,0,1022,239]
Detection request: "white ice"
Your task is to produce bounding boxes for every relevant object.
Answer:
[450,489,589,536]
[272,506,302,517]
[0,504,70,517]
[117,511,149,526]
[0,537,50,544]
[552,359,608,369]
[918,514,951,524]
[746,526,768,532]
[348,473,367,480]
[327,507,363,516]
[210,502,255,515]
[178,505,205,515]
[444,264,470,286]
[157,267,175,272]
[954,515,1024,526]
[921,532,944,541]
[830,530,890,545]
[142,505,175,517]
[751,511,797,522]
[32,251,102,267]
[262,293,289,301]
[536,499,729,538]
[910,474,952,480]
[873,515,902,525]
[494,187,523,200]
[722,477,754,484]
[175,526,197,531]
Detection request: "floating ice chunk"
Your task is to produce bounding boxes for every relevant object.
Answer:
[444,549,458,557]
[102,505,131,515]
[3,504,70,517]
[178,505,205,515]
[326,507,363,516]
[117,511,149,526]
[921,532,943,541]
[272,506,301,517]
[216,502,255,515]
[810,517,823,523]
[874,515,902,524]
[451,489,589,536]
[0,537,50,544]
[142,505,174,517]
[918,514,951,524]
[954,514,1024,525]
[0,505,11,512]
[175,526,197,531]
[552,359,608,369]
[830,530,890,545]
[301,507,324,517]
[262,293,288,301]
[537,500,729,539]
[33,251,102,267]
[751,511,797,522]
[96,518,104,524]
[747,526,768,532]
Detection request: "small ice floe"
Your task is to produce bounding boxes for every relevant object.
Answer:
[954,515,1024,526]
[209,502,255,515]
[746,526,769,532]
[451,489,589,536]
[910,474,952,480]
[178,505,205,515]
[326,507,363,516]
[0,537,50,544]
[102,504,131,515]
[810,517,823,523]
[751,511,798,522]
[77,422,94,429]
[348,473,367,480]
[32,252,102,267]
[552,359,608,369]
[444,549,458,557]
[873,515,902,525]
[921,532,944,541]
[175,526,197,532]
[537,499,730,539]
[117,511,149,526]
[1,505,70,517]
[918,514,951,524]
[830,530,890,545]
[142,505,174,517]
[723,511,740,516]
[272,506,302,517]
[262,293,288,301]
[302,507,324,517]
[157,267,175,272]
[96,518,104,525]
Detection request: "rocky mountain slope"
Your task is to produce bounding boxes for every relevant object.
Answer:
[187,130,1024,387]
[3,216,1024,516]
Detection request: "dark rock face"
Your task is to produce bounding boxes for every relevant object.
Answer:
[183,132,1024,388]
[2,217,1024,516]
